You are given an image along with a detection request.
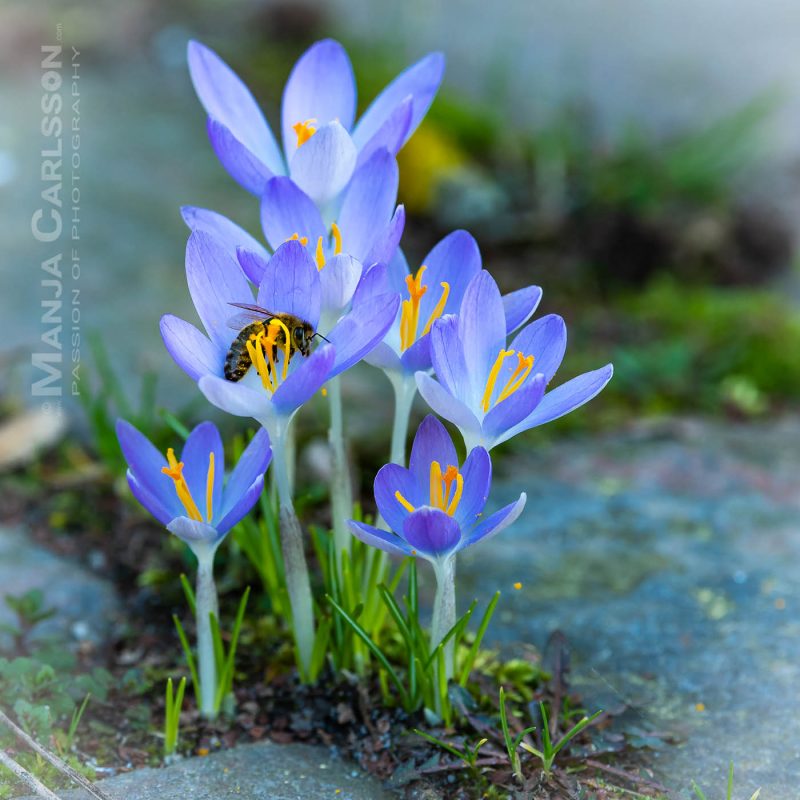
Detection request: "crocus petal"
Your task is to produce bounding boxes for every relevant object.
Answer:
[271,344,336,415]
[199,375,273,423]
[460,493,527,551]
[352,52,445,151]
[127,472,174,526]
[237,248,269,286]
[399,334,432,374]
[429,315,471,400]
[167,516,220,546]
[181,207,270,279]
[352,262,390,307]
[256,240,322,329]
[503,286,543,334]
[160,314,224,382]
[363,341,402,373]
[481,374,547,446]
[348,520,414,558]
[499,365,614,444]
[403,507,461,558]
[116,420,175,512]
[188,40,284,174]
[260,176,325,252]
[458,271,507,399]
[452,447,491,530]
[415,372,482,444]
[374,463,423,534]
[320,254,362,314]
[216,475,265,535]
[337,149,399,262]
[386,247,412,297]
[356,97,413,168]
[221,427,272,518]
[418,230,481,323]
[326,293,400,377]
[363,205,405,269]
[186,230,254,351]
[207,118,274,196]
[509,315,567,383]
[281,39,356,158]
[289,121,358,205]
[408,415,458,489]
[180,421,224,523]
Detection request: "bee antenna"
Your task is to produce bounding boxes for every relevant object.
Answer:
[314,332,332,344]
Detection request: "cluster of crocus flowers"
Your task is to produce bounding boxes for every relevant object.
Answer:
[116,420,271,716]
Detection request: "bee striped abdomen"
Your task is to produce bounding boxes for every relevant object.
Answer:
[224,321,269,382]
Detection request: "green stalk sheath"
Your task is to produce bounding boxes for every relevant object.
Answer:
[195,549,219,717]
[327,375,352,569]
[271,421,315,679]
[432,556,457,681]
[389,373,416,466]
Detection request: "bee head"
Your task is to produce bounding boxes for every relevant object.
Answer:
[294,323,315,356]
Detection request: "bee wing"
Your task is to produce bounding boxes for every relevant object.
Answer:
[226,302,275,331]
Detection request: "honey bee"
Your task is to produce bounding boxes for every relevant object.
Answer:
[224,302,316,382]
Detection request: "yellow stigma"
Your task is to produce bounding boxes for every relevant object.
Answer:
[205,451,215,523]
[287,224,343,271]
[161,449,203,522]
[395,460,464,517]
[287,232,309,246]
[331,222,342,255]
[315,236,326,270]
[399,265,450,351]
[293,118,317,147]
[481,349,535,413]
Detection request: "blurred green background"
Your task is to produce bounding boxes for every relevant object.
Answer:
[2,0,800,444]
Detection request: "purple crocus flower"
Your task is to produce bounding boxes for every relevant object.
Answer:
[116,419,271,549]
[348,415,526,674]
[188,39,445,204]
[116,418,271,717]
[416,271,614,452]
[159,233,399,430]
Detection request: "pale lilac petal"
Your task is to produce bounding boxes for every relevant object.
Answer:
[458,271,507,398]
[374,463,423,534]
[222,427,271,517]
[167,516,220,546]
[482,374,547,446]
[127,472,174,526]
[387,247,411,297]
[199,374,273,422]
[356,97,412,167]
[271,343,335,415]
[160,314,224,382]
[181,207,269,276]
[256,240,321,329]
[500,365,614,444]
[237,248,269,286]
[288,121,357,204]
[186,230,254,351]
[326,293,400,377]
[363,341,402,372]
[403,507,461,558]
[180,421,224,522]
[281,39,356,157]
[260,177,325,252]
[415,372,481,444]
[188,41,283,173]
[207,118,274,196]
[408,415,458,488]
[510,315,567,383]
[399,334,432,374]
[352,262,390,307]
[348,520,414,558]
[429,315,471,400]
[337,149,399,261]
[418,230,481,323]
[503,286,543,334]
[453,447,491,530]
[116,420,174,511]
[320,254,362,313]
[460,493,527,551]
[216,475,265,535]
[352,52,445,151]
[363,205,405,268]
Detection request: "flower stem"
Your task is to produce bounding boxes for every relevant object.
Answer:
[194,547,219,718]
[389,373,416,466]
[327,375,352,571]
[432,555,457,681]
[270,419,315,680]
